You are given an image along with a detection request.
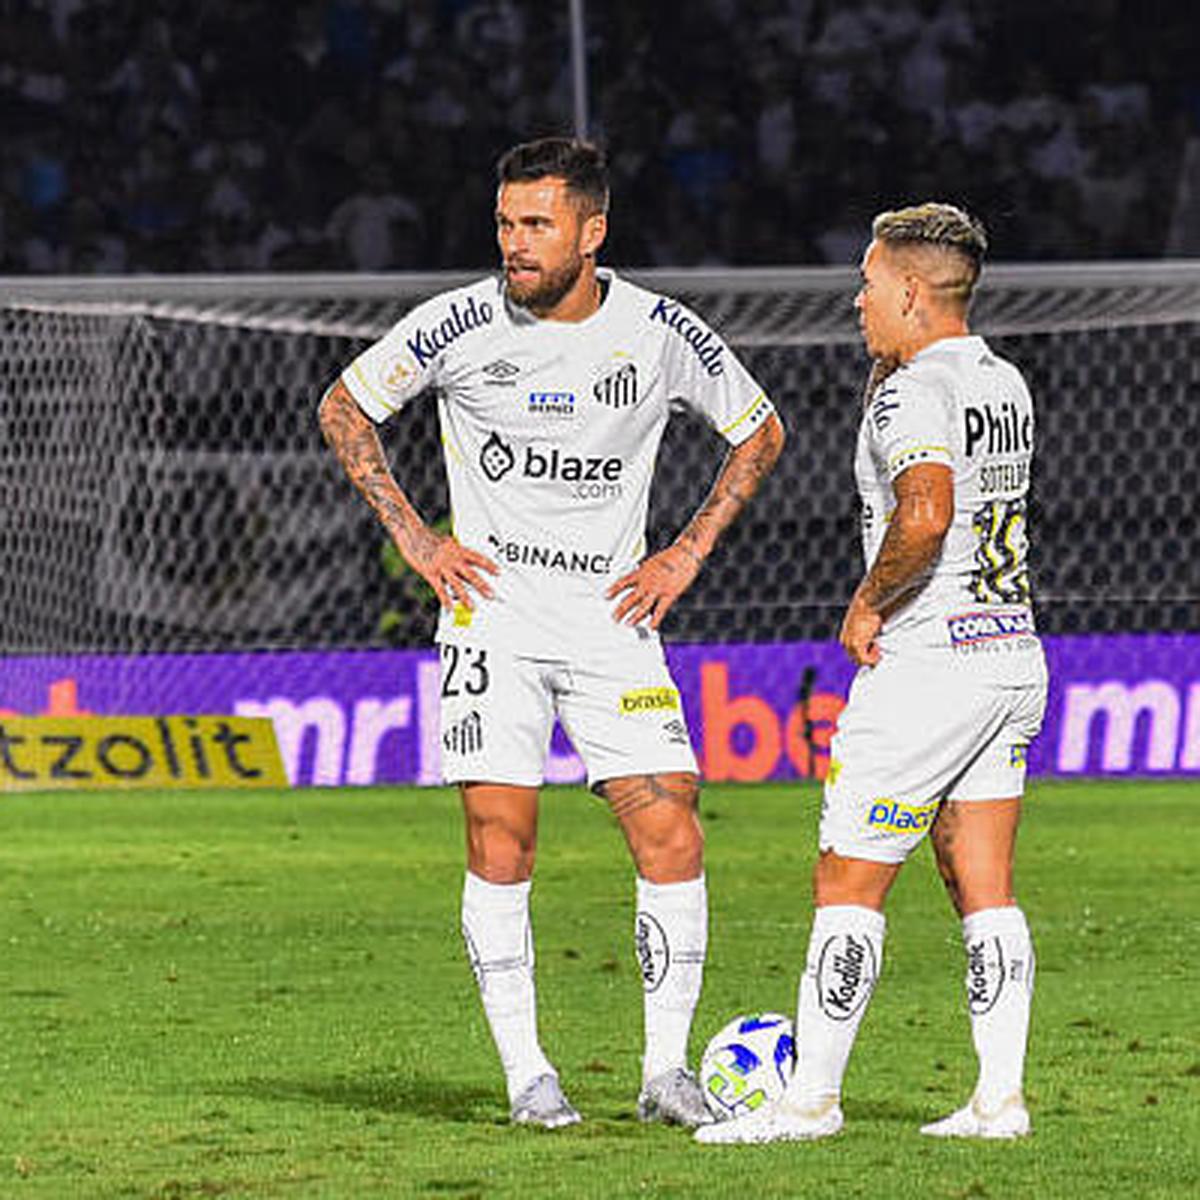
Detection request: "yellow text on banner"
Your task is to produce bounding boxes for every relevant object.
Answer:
[0,716,287,792]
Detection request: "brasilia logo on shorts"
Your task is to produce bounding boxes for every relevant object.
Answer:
[648,298,725,376]
[966,936,1005,1015]
[634,911,669,992]
[619,687,680,714]
[594,361,639,408]
[816,931,877,1021]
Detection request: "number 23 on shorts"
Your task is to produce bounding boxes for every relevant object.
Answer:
[441,643,491,698]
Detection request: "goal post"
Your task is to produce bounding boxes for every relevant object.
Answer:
[3,263,1197,656]
[2,264,1198,785]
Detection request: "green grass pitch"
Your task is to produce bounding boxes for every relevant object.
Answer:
[1,779,1197,1198]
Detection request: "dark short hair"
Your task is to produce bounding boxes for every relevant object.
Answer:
[496,137,610,215]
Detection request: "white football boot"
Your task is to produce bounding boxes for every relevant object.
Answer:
[509,1073,582,1129]
[920,1093,1030,1139]
[694,1096,843,1145]
[637,1068,714,1127]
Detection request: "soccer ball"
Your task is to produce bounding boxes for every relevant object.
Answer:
[699,1011,797,1120]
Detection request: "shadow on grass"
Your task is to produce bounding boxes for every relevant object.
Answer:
[846,1098,936,1125]
[215,1072,499,1123]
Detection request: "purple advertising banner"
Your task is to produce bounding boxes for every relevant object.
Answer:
[1,634,1197,786]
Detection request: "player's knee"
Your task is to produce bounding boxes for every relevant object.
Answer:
[812,849,895,910]
[465,813,536,882]
[631,811,704,882]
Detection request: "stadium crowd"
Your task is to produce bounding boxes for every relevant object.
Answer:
[2,0,1198,274]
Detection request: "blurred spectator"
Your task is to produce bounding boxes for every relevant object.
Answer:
[0,0,1194,274]
[326,160,422,270]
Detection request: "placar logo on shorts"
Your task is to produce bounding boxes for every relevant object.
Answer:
[634,911,669,992]
[479,432,516,481]
[816,932,878,1021]
[865,799,939,834]
[966,937,1005,1015]
[619,687,680,714]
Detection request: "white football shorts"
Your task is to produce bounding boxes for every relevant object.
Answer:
[437,639,699,789]
[820,650,1048,864]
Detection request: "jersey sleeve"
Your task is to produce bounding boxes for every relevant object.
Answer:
[337,296,445,422]
[659,301,776,446]
[866,371,955,483]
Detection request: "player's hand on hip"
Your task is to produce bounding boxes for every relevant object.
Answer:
[840,597,882,667]
[606,543,701,630]
[400,527,499,611]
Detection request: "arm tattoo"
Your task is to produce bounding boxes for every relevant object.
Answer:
[857,467,950,613]
[676,414,784,562]
[319,382,433,557]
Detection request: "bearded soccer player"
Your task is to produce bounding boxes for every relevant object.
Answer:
[319,137,784,1129]
[699,203,1047,1146]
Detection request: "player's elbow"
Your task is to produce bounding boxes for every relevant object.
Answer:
[318,377,355,439]
[754,411,786,468]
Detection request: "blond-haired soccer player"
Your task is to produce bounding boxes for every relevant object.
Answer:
[699,202,1046,1145]
[320,138,784,1129]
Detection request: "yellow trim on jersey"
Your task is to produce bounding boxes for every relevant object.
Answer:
[719,391,770,436]
[441,431,465,466]
[888,444,951,469]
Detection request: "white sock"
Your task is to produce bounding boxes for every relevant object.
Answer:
[785,904,886,1108]
[635,874,707,1085]
[461,872,554,1102]
[961,905,1035,1109]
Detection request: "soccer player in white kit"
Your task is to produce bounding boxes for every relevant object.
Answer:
[319,138,784,1129]
[699,203,1048,1145]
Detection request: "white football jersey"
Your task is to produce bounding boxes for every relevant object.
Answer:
[340,269,775,663]
[856,334,1042,666]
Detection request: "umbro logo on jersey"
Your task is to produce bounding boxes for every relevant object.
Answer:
[483,359,520,385]
[594,362,639,409]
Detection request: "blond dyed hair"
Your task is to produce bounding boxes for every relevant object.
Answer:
[872,202,988,310]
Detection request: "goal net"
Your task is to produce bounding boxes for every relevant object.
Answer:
[2,263,1196,661]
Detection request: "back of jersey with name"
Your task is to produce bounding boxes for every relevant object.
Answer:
[856,335,1040,662]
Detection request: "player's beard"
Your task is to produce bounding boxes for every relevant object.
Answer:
[504,249,586,315]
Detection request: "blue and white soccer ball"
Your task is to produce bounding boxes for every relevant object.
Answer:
[700,1011,797,1120]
